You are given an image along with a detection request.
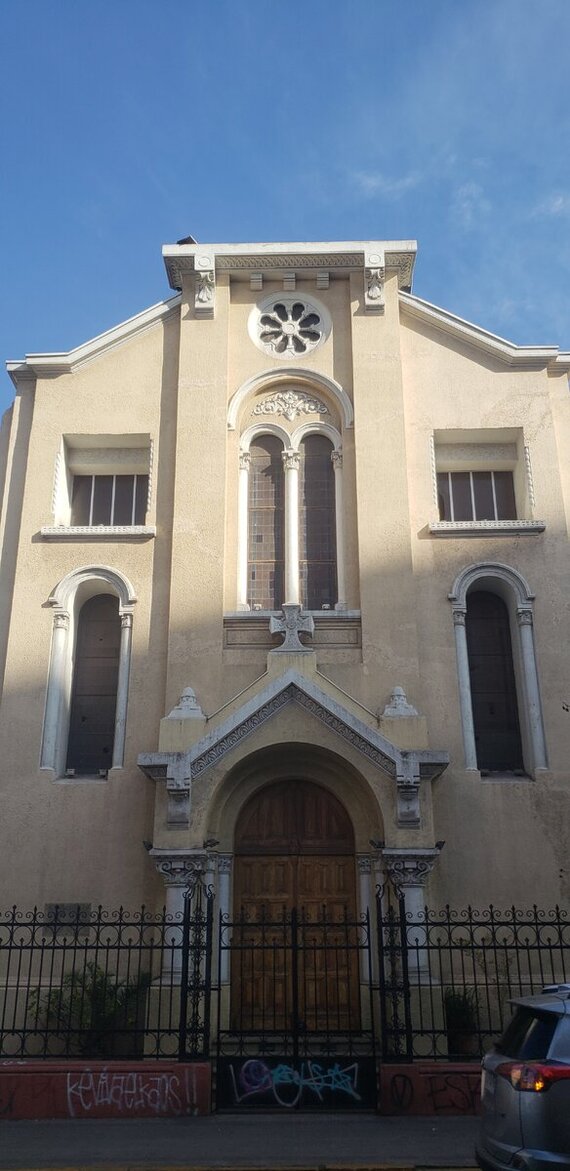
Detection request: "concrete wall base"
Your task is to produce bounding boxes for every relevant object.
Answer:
[378,1062,481,1115]
[0,1060,211,1119]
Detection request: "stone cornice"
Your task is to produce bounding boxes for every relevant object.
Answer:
[399,291,563,370]
[6,295,182,386]
[162,240,417,291]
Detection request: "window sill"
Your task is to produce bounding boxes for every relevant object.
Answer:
[41,525,156,540]
[429,520,545,538]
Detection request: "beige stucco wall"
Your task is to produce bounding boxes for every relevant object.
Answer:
[1,245,569,914]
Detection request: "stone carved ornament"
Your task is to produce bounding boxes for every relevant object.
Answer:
[253,389,329,422]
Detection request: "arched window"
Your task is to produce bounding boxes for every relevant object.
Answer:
[449,563,547,776]
[466,591,523,771]
[299,434,337,609]
[66,595,121,775]
[247,436,285,610]
[41,566,136,778]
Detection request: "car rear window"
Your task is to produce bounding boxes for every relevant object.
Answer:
[496,1007,558,1059]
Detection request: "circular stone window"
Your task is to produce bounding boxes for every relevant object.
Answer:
[248,293,331,360]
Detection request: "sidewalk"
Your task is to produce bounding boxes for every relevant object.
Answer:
[0,1113,480,1170]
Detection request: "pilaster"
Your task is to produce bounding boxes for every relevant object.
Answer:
[165,272,230,711]
[349,270,421,707]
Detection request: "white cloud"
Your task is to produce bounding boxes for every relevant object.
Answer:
[350,170,421,198]
[532,193,570,218]
[451,182,491,229]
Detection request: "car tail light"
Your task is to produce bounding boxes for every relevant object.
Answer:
[496,1061,570,1092]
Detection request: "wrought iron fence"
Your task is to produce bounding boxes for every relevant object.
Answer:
[377,896,570,1061]
[0,887,213,1060]
[2,893,569,1064]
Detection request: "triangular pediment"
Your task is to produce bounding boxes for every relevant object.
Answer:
[139,668,448,784]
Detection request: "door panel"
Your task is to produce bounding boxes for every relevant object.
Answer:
[232,782,359,1033]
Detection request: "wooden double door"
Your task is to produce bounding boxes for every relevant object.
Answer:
[232,780,360,1034]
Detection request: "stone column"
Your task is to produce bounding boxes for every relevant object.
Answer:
[382,847,442,984]
[331,450,346,609]
[451,608,478,771]
[282,449,300,605]
[236,452,251,610]
[357,855,373,982]
[152,851,208,981]
[112,611,133,769]
[40,610,70,771]
[517,607,548,771]
[217,855,233,983]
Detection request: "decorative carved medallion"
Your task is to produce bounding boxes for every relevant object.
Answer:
[249,294,331,359]
[269,604,315,652]
[253,389,329,421]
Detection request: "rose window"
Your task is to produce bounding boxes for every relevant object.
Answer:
[249,295,330,360]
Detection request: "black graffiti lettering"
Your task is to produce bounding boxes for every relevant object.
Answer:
[426,1073,481,1115]
[389,1072,414,1111]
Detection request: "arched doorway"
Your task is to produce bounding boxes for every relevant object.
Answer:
[232,779,360,1034]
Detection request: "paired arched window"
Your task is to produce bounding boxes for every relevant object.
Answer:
[41,567,135,778]
[242,430,340,611]
[450,564,547,776]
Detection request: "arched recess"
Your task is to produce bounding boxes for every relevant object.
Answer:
[227,368,354,432]
[449,562,547,775]
[41,566,136,777]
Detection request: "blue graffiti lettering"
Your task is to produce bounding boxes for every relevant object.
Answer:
[230,1058,361,1107]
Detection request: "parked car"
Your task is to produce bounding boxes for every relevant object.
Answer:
[476,985,570,1170]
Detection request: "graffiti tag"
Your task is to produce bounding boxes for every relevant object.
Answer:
[229,1058,361,1108]
[66,1067,199,1117]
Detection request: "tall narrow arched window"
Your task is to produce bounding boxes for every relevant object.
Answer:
[66,595,121,775]
[466,590,523,772]
[247,436,285,610]
[299,434,337,609]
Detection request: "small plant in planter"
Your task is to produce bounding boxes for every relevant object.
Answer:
[30,962,151,1058]
[444,987,480,1058]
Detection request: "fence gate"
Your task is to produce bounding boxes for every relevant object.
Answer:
[215,905,377,1109]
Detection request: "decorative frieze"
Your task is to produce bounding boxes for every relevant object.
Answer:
[253,390,329,421]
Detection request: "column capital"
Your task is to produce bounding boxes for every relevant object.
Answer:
[452,608,467,627]
[53,610,70,630]
[382,846,443,889]
[357,855,373,875]
[120,611,133,630]
[151,850,209,888]
[217,854,233,875]
[239,450,251,471]
[517,607,534,627]
[282,448,301,472]
[331,450,343,470]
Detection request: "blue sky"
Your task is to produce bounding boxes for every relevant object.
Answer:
[1,0,569,414]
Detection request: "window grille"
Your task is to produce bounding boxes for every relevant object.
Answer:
[437,470,516,522]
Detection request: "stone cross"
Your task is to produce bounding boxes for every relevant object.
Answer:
[269,604,315,652]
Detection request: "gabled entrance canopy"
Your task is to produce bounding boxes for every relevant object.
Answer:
[138,668,449,829]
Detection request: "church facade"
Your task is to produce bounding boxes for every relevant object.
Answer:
[1,235,570,943]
